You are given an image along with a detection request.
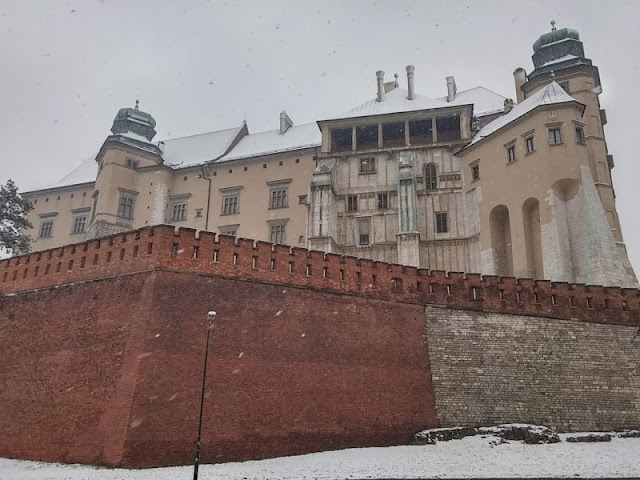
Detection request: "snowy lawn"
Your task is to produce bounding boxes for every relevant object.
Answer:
[1,433,639,479]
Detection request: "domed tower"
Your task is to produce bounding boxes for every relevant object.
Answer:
[86,101,168,239]
[510,23,637,286]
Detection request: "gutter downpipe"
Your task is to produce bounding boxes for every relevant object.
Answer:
[200,164,212,231]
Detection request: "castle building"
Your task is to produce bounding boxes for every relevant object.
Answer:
[22,24,637,287]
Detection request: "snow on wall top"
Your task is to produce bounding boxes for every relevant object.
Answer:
[466,81,579,148]
[436,86,506,117]
[160,124,245,167]
[218,123,320,162]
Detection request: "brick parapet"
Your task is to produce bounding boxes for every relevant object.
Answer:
[1,225,639,325]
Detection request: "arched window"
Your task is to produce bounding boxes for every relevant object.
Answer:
[425,163,437,190]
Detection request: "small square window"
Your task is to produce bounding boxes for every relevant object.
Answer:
[471,164,480,181]
[195,209,203,218]
[525,136,535,154]
[507,145,516,163]
[298,194,308,205]
[549,128,562,145]
[575,126,585,144]
[346,194,358,212]
[126,158,139,169]
[377,192,388,210]
[436,212,448,233]
[359,157,376,174]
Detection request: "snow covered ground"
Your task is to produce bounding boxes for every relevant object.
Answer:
[1,433,639,479]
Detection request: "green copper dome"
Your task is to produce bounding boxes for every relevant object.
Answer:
[111,100,157,141]
[533,24,580,52]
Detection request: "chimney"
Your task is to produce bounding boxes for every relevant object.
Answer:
[376,70,385,102]
[503,98,515,114]
[279,111,293,135]
[513,68,526,103]
[446,76,457,102]
[406,65,415,100]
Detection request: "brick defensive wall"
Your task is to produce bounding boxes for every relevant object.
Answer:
[1,224,639,324]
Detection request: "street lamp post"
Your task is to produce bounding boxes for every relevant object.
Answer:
[193,310,216,480]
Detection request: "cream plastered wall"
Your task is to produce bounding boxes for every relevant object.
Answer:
[458,102,633,284]
[23,185,94,251]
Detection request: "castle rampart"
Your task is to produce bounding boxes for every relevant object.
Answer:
[2,225,639,325]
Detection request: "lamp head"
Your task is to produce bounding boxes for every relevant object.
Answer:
[207,311,217,321]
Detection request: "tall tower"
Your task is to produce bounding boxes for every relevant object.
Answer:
[514,23,636,285]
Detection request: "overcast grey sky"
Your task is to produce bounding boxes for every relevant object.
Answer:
[1,0,638,274]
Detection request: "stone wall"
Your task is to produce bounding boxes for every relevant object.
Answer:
[425,305,640,432]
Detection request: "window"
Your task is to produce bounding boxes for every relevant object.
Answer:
[425,163,437,190]
[125,158,139,169]
[270,224,286,244]
[220,226,237,236]
[575,126,585,144]
[409,119,433,145]
[525,136,535,154]
[222,194,239,215]
[436,212,448,233]
[331,127,352,152]
[171,203,187,221]
[195,209,203,218]
[358,217,371,246]
[471,163,480,181]
[507,145,516,163]
[356,125,378,150]
[298,194,307,205]
[382,122,405,148]
[270,187,288,209]
[436,115,461,142]
[359,157,376,174]
[346,194,358,212]
[548,128,562,145]
[39,219,54,238]
[72,215,87,234]
[118,194,134,219]
[377,192,388,210]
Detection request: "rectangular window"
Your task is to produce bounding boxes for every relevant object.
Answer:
[525,136,535,153]
[507,145,516,163]
[382,122,405,148]
[409,119,433,145]
[39,219,54,238]
[298,194,308,205]
[575,126,585,143]
[359,157,376,174]
[220,227,237,236]
[377,192,388,210]
[125,158,139,169]
[171,203,187,221]
[270,187,288,209]
[72,215,87,234]
[548,128,562,145]
[222,194,239,215]
[331,127,352,152]
[358,217,371,246]
[356,125,378,150]
[270,224,286,244]
[471,164,480,181]
[346,194,358,212]
[436,212,448,233]
[435,115,461,142]
[118,195,134,219]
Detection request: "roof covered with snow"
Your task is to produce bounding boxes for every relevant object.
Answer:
[436,86,506,117]
[219,123,320,162]
[24,154,98,193]
[327,88,449,120]
[465,81,581,149]
[160,123,245,167]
